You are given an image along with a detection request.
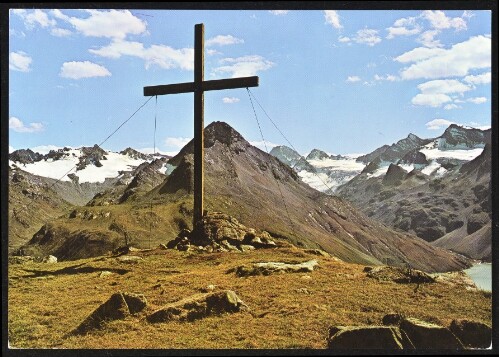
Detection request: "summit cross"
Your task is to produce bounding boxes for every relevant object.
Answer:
[144,23,259,227]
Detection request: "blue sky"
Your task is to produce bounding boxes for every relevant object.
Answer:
[9,9,491,155]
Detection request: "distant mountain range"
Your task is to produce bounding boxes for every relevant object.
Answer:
[9,122,469,272]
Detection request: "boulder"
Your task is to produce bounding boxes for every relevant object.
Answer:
[74,291,147,334]
[304,249,330,257]
[366,266,435,284]
[449,319,491,349]
[122,292,147,314]
[42,255,57,263]
[234,260,318,277]
[147,290,248,323]
[327,326,414,349]
[400,317,463,349]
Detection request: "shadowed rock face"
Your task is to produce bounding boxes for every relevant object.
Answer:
[74,292,147,334]
[449,319,492,349]
[399,318,463,349]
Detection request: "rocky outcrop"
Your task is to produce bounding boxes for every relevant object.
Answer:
[306,149,330,161]
[233,259,318,277]
[449,319,491,349]
[328,316,486,350]
[382,164,407,186]
[165,212,277,252]
[364,266,435,284]
[73,292,147,334]
[399,318,463,349]
[147,290,248,323]
[9,149,44,164]
[327,326,414,349]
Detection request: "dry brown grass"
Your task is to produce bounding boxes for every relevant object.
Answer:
[8,245,491,349]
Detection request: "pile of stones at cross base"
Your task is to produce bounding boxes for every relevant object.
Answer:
[165,212,278,253]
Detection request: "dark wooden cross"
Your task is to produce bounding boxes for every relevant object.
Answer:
[144,23,259,227]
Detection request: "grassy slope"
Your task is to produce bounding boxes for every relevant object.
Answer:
[8,246,491,349]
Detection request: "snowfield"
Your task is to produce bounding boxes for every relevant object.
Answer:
[10,149,148,183]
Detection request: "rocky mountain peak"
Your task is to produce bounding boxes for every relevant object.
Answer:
[407,133,420,141]
[439,124,490,149]
[120,147,149,160]
[306,149,329,161]
[204,121,248,149]
[9,149,44,164]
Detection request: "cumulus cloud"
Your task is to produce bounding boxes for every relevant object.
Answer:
[50,27,72,37]
[9,117,44,133]
[269,10,289,16]
[417,30,442,48]
[346,76,361,83]
[164,137,191,149]
[412,93,452,107]
[338,36,351,43]
[89,39,194,70]
[222,97,240,104]
[464,72,491,85]
[354,29,381,46]
[467,97,487,104]
[57,9,147,39]
[13,9,56,29]
[213,55,274,78]
[444,103,461,110]
[206,35,244,47]
[417,79,471,95]
[425,118,455,130]
[386,26,421,39]
[324,10,342,29]
[59,61,111,79]
[398,35,491,80]
[421,10,467,31]
[9,51,32,72]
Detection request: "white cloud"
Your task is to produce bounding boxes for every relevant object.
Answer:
[386,26,421,39]
[213,55,274,78]
[464,72,491,85]
[394,47,446,63]
[393,16,418,27]
[269,10,289,16]
[222,97,240,104]
[421,10,467,31]
[207,49,222,56]
[59,61,111,79]
[399,35,491,80]
[426,119,455,130]
[467,122,490,130]
[346,76,361,83]
[9,51,32,72]
[354,29,381,46]
[164,137,191,149]
[206,35,244,47]
[136,147,172,156]
[9,117,44,133]
[467,97,487,104]
[324,10,342,29]
[90,39,194,70]
[417,30,442,48]
[417,79,471,95]
[14,9,56,29]
[9,145,15,153]
[444,103,461,110]
[412,93,452,107]
[249,140,279,151]
[374,74,398,82]
[50,27,72,37]
[338,36,351,43]
[60,9,146,39]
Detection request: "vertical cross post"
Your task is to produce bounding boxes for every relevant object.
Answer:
[143,24,259,229]
[193,24,204,226]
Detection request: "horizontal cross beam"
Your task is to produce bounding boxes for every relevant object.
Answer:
[144,76,259,96]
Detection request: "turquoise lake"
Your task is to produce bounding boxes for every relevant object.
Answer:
[464,263,492,291]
